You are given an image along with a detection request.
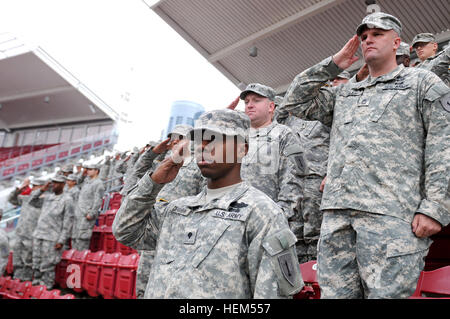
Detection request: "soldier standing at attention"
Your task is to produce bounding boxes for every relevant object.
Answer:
[275,97,330,264]
[113,109,303,298]
[71,163,105,251]
[7,178,46,281]
[411,33,450,85]
[30,175,73,288]
[278,12,450,298]
[228,84,305,263]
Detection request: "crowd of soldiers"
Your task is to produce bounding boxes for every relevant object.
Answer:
[1,11,449,299]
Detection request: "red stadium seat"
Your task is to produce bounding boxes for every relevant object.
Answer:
[23,285,47,299]
[68,250,90,293]
[97,214,106,227]
[1,278,20,299]
[294,260,320,299]
[98,252,121,299]
[108,193,122,209]
[102,226,118,253]
[90,226,104,252]
[116,241,136,256]
[410,266,450,299]
[114,253,139,299]
[39,289,60,299]
[57,293,76,299]
[6,280,32,299]
[104,209,118,226]
[56,249,77,289]
[0,276,11,298]
[0,276,10,293]
[82,250,105,297]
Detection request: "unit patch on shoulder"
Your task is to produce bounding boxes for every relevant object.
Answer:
[441,93,450,113]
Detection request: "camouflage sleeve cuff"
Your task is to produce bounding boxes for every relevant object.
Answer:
[138,171,165,197]
[322,56,344,80]
[416,199,450,227]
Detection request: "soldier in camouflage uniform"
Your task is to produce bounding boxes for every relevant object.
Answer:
[113,109,304,298]
[65,174,80,203]
[278,12,450,298]
[7,178,46,281]
[71,163,105,251]
[30,175,74,288]
[124,124,205,298]
[275,96,330,264]
[233,84,304,265]
[412,33,450,84]
[396,42,411,67]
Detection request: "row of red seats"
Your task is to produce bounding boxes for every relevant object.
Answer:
[55,249,139,299]
[0,276,74,299]
[90,209,137,255]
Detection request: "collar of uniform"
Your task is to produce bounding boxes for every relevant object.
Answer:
[352,64,405,89]
[249,121,277,138]
[427,50,444,61]
[186,182,250,212]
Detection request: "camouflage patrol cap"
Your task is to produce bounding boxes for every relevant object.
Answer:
[190,109,250,142]
[239,83,276,101]
[31,178,47,186]
[83,163,100,170]
[167,124,193,138]
[66,174,78,181]
[396,42,411,57]
[411,33,436,48]
[356,12,402,36]
[51,175,66,183]
[61,164,73,173]
[336,70,352,80]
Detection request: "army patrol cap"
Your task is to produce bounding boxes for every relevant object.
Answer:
[411,33,436,48]
[31,178,47,186]
[51,175,66,183]
[190,109,250,142]
[396,42,411,57]
[356,12,402,36]
[83,163,100,170]
[240,83,276,101]
[167,124,193,138]
[66,174,78,181]
[60,164,73,173]
[336,70,352,80]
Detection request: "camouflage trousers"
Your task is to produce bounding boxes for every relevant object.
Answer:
[136,250,155,299]
[294,177,324,263]
[317,209,432,299]
[71,239,91,251]
[12,236,34,281]
[32,239,64,289]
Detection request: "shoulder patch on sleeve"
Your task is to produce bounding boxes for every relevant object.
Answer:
[425,81,450,103]
[440,92,450,113]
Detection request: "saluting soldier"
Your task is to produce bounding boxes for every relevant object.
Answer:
[113,109,304,298]
[278,12,450,298]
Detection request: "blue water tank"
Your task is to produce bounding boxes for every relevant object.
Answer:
[163,100,205,138]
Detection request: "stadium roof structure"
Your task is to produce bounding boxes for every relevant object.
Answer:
[149,0,450,94]
[0,33,120,132]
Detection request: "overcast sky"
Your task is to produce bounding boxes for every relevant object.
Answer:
[0,0,242,151]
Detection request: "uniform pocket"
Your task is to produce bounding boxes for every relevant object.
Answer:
[191,220,230,268]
